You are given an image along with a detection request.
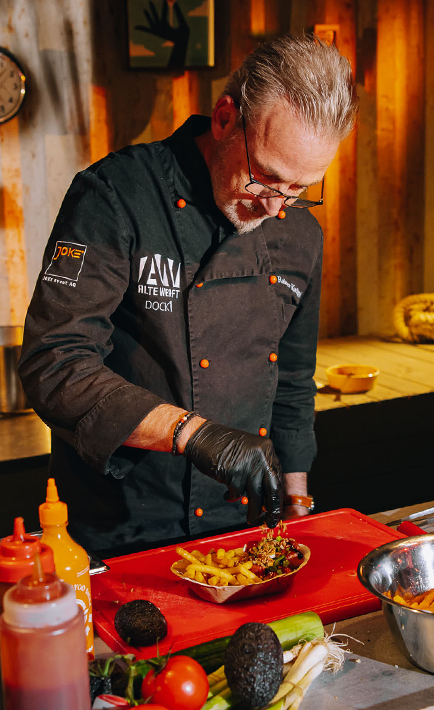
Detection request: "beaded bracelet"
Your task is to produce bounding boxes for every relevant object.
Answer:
[172,411,201,456]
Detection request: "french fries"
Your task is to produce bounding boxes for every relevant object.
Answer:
[174,545,257,587]
[385,586,434,611]
[172,531,307,588]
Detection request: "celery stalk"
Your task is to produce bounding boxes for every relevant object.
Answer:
[202,686,234,709]
[268,612,324,651]
[178,611,324,675]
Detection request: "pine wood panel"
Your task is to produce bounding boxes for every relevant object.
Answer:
[376,0,425,333]
[0,120,29,325]
[425,0,434,291]
[356,1,379,335]
[310,0,358,338]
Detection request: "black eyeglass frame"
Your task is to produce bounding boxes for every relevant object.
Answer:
[241,114,324,209]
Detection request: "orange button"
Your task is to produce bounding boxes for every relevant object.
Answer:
[200,359,210,368]
[196,282,204,288]
[269,352,278,362]
[241,496,248,505]
[195,508,203,517]
[269,275,277,284]
[259,427,267,437]
[177,198,187,208]
[278,209,286,219]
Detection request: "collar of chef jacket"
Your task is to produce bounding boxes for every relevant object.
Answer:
[162,115,276,284]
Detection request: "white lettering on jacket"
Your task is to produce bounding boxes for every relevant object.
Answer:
[137,254,181,312]
[277,275,303,298]
[138,254,181,289]
[144,300,173,312]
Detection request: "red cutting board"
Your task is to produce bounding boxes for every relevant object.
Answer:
[92,508,404,660]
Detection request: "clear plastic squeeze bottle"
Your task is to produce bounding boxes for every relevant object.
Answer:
[0,553,91,710]
[0,517,54,613]
[39,478,94,658]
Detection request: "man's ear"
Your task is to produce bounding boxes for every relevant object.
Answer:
[211,96,239,141]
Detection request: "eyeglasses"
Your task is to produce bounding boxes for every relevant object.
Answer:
[241,114,324,209]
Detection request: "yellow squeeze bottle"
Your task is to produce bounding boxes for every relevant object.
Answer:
[39,478,94,658]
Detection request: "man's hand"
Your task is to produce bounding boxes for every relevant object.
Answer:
[282,471,311,520]
[184,421,283,529]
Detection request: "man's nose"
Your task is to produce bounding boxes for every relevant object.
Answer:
[257,195,285,216]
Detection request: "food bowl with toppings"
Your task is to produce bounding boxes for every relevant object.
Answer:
[170,523,310,604]
[358,534,434,673]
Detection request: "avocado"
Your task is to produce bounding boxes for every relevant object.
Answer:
[114,599,168,647]
[224,622,283,709]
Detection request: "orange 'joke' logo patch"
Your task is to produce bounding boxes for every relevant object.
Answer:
[53,245,85,260]
[45,241,87,282]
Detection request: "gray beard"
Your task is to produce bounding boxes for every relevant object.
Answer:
[209,131,270,234]
[219,199,270,234]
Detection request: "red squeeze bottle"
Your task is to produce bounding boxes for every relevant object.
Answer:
[0,517,54,613]
[0,552,91,710]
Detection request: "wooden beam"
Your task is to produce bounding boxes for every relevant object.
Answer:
[89,85,110,164]
[314,2,358,337]
[0,119,29,325]
[425,0,434,290]
[377,0,425,332]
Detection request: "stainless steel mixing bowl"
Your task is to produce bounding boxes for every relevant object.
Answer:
[358,534,434,673]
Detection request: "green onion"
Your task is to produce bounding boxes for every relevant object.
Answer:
[266,636,346,710]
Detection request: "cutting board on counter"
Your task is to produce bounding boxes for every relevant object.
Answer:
[92,508,404,660]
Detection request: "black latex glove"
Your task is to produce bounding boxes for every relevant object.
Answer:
[184,421,283,528]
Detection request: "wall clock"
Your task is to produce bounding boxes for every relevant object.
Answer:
[0,47,26,124]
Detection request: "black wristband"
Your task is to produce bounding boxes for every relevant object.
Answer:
[172,411,201,456]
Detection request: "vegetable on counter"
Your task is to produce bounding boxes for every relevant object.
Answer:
[172,611,324,674]
[264,635,346,710]
[141,655,209,710]
[89,611,327,707]
[205,632,347,710]
[89,655,131,704]
[223,623,283,708]
[114,599,168,647]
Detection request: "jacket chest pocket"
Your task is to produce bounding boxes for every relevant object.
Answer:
[281,303,297,334]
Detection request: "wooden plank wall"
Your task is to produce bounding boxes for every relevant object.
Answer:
[425,0,434,292]
[0,0,432,338]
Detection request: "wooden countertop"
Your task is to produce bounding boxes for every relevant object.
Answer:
[315,335,434,412]
[0,411,50,462]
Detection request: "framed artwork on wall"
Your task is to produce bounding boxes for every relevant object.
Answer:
[127,0,215,69]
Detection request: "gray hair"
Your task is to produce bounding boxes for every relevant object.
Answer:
[223,34,358,141]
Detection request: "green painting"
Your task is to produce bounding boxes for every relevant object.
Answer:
[128,0,215,69]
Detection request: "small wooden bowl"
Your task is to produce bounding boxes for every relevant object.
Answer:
[325,364,379,393]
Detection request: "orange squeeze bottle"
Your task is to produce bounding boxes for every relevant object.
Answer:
[39,478,94,658]
[0,553,91,710]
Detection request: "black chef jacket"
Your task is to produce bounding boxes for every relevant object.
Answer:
[19,116,323,557]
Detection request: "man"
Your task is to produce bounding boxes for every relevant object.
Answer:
[19,34,357,557]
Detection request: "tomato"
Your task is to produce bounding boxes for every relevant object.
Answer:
[134,706,169,709]
[141,656,209,710]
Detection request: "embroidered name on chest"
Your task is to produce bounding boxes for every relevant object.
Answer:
[277,275,303,298]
